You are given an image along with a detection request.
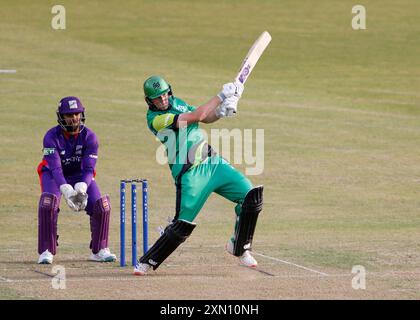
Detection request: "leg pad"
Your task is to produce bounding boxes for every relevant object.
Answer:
[38,193,59,255]
[233,185,264,256]
[90,195,111,254]
[139,219,196,270]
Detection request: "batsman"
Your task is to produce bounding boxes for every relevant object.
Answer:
[36,96,116,264]
[134,76,264,275]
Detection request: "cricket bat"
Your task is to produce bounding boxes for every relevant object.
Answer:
[235,31,272,84]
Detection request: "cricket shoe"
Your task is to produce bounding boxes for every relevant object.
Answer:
[133,262,152,276]
[38,250,53,264]
[90,248,117,262]
[226,239,258,268]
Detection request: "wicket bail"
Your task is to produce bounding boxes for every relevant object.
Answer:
[120,179,149,267]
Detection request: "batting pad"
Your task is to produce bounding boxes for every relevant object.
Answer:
[233,185,264,256]
[139,219,196,270]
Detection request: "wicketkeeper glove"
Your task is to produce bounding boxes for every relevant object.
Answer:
[59,184,79,212]
[74,182,88,211]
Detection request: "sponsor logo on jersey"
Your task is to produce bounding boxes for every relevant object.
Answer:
[177,104,188,113]
[43,148,55,155]
[75,145,83,155]
[62,156,81,165]
[89,154,98,159]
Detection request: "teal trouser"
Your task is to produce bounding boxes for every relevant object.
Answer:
[175,155,253,225]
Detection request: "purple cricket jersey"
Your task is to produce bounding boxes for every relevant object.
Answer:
[38,125,98,187]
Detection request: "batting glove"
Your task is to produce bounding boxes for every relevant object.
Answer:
[220,96,239,117]
[217,82,244,102]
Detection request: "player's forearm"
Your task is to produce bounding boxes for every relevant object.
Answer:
[81,156,97,186]
[44,155,67,186]
[80,160,95,186]
[50,167,67,187]
[197,96,222,122]
[81,171,94,186]
[177,96,221,127]
[201,107,221,123]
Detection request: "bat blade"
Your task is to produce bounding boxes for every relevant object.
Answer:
[235,31,272,84]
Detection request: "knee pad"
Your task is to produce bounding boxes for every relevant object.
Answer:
[233,185,264,256]
[38,193,59,255]
[140,219,196,270]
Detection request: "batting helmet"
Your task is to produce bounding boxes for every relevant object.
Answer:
[143,76,172,110]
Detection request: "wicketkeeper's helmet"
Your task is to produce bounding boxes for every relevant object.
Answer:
[56,96,86,133]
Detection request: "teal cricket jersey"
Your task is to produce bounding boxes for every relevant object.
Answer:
[146,95,253,222]
[146,96,206,180]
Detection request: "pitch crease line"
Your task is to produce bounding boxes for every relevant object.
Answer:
[254,252,329,276]
[0,276,12,282]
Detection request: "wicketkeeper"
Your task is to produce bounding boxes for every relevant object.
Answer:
[36,96,116,264]
[133,76,263,275]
